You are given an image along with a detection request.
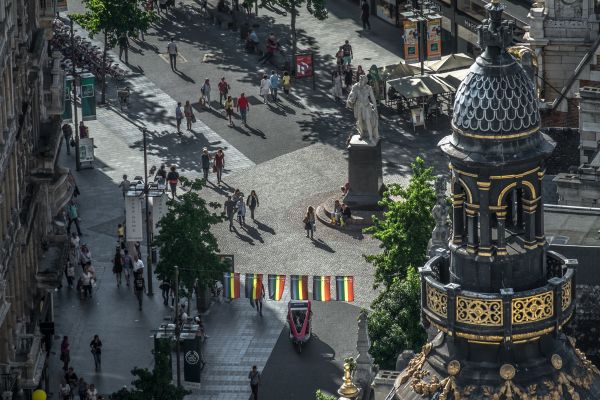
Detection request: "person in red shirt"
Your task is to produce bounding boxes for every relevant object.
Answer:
[237,92,250,126]
[218,77,230,106]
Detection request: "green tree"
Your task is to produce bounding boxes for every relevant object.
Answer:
[70,0,155,103]
[154,178,227,311]
[315,389,337,400]
[367,266,427,369]
[363,157,437,368]
[364,157,436,288]
[266,0,327,60]
[110,340,190,400]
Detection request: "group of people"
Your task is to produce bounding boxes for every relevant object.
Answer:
[332,40,367,102]
[201,147,226,184]
[331,199,352,227]
[224,189,260,230]
[259,70,291,104]
[59,335,103,399]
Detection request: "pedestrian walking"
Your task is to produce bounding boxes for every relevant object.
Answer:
[167,37,178,70]
[66,261,75,288]
[214,148,225,184]
[117,223,125,246]
[259,74,270,104]
[237,92,249,126]
[80,267,93,299]
[224,95,235,126]
[119,174,130,198]
[269,70,280,101]
[258,32,278,66]
[59,380,72,400]
[236,197,246,227]
[118,34,129,64]
[60,336,71,371]
[200,79,211,108]
[133,253,144,276]
[90,335,102,370]
[79,244,92,269]
[332,71,343,102]
[66,200,82,236]
[361,0,371,30]
[248,365,261,399]
[62,123,73,155]
[356,65,366,81]
[282,71,291,94]
[303,206,316,239]
[64,367,78,389]
[77,378,87,400]
[122,249,133,287]
[224,196,236,231]
[201,147,211,181]
[167,165,180,199]
[341,40,353,66]
[253,281,265,316]
[175,102,183,133]
[134,273,146,310]
[218,77,230,105]
[87,383,98,400]
[160,279,171,306]
[246,190,259,220]
[184,100,194,131]
[113,246,123,287]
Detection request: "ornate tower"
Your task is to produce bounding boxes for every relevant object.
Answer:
[389,1,600,399]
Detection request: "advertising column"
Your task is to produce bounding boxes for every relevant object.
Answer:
[62,75,73,122]
[403,19,419,63]
[182,334,202,383]
[427,18,442,60]
[125,193,144,243]
[151,193,169,235]
[80,72,96,121]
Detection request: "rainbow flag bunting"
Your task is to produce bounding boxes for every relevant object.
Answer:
[290,275,309,300]
[223,272,240,299]
[268,274,286,301]
[312,276,331,301]
[245,273,264,300]
[336,276,354,302]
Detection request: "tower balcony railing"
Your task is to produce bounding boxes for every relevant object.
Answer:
[419,251,576,343]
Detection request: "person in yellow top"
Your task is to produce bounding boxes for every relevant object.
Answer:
[117,223,125,246]
[282,71,291,94]
[224,95,235,127]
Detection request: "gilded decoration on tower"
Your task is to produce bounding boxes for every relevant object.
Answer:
[562,280,572,311]
[511,291,554,324]
[426,284,448,318]
[456,296,503,326]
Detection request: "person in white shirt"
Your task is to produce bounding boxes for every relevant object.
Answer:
[167,37,178,70]
[133,254,144,276]
[259,74,271,104]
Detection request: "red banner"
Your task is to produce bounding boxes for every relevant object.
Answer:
[427,18,442,60]
[403,19,419,63]
[295,53,314,78]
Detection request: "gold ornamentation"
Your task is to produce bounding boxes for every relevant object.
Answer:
[456,296,503,326]
[499,364,516,380]
[562,280,572,311]
[337,361,360,397]
[447,360,461,376]
[551,354,563,370]
[426,284,447,318]
[397,342,433,386]
[512,291,553,324]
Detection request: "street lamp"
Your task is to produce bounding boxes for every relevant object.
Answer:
[69,17,82,171]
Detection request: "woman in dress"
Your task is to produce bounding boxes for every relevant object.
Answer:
[112,246,123,287]
[259,74,271,104]
[332,71,343,102]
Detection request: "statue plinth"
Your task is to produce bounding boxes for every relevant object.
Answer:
[343,135,384,210]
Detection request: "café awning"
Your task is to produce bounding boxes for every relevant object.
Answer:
[387,74,456,100]
[428,53,474,73]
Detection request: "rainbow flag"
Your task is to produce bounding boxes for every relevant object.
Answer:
[290,275,309,300]
[223,272,240,299]
[336,276,354,302]
[245,273,264,300]
[268,274,286,301]
[313,276,331,301]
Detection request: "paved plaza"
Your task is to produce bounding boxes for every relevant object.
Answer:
[51,0,454,397]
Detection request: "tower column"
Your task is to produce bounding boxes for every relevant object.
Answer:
[452,194,464,245]
[523,198,537,249]
[477,181,491,256]
[496,210,507,256]
[465,205,479,254]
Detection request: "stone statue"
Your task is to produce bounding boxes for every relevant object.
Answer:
[428,175,450,256]
[346,75,379,143]
[354,310,375,390]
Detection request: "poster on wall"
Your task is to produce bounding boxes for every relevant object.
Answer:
[79,138,94,163]
[427,18,442,60]
[403,19,419,63]
[151,193,169,235]
[125,194,144,242]
[80,73,97,121]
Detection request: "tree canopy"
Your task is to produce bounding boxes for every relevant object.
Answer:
[364,157,437,368]
[154,178,227,296]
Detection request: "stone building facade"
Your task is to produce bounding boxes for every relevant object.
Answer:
[0,0,72,397]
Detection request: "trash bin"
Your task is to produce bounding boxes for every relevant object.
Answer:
[151,247,158,263]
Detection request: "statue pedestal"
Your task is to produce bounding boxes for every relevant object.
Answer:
[343,135,384,210]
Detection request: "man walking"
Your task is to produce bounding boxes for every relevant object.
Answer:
[89,335,102,371]
[119,174,130,198]
[224,196,236,231]
[218,77,230,106]
[62,123,73,155]
[167,37,178,70]
[269,71,280,102]
[248,365,261,399]
[342,40,353,66]
[237,92,249,126]
[361,0,371,30]
[66,200,82,236]
[134,273,145,310]
[201,147,211,181]
[175,102,183,134]
[118,34,129,64]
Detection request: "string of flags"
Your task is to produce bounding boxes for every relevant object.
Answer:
[223,273,355,302]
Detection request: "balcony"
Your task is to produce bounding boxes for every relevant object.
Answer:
[419,250,576,343]
[10,334,44,390]
[0,211,21,277]
[31,115,62,182]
